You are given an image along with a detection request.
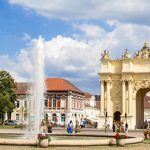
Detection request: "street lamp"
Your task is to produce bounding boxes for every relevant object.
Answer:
[105,111,107,133]
[125,113,127,123]
[125,112,128,133]
[75,113,77,125]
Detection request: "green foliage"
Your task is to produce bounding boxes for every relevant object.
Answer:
[37,134,51,142]
[144,138,150,144]
[0,70,17,120]
[0,125,15,129]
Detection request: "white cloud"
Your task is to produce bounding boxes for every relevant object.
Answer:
[73,23,106,39]
[73,21,150,58]
[0,54,31,82]
[44,35,100,77]
[8,0,150,25]
[1,20,150,93]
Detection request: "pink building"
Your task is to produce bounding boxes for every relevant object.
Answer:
[14,78,85,127]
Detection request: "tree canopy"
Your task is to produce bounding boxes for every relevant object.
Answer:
[0,70,17,115]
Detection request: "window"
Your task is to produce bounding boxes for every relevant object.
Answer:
[16,101,19,108]
[61,114,65,122]
[16,114,19,121]
[24,114,27,121]
[52,113,57,122]
[72,99,74,109]
[45,100,48,108]
[53,96,57,109]
[61,99,66,108]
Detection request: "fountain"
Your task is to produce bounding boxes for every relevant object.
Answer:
[28,35,45,136]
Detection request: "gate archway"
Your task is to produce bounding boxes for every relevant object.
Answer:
[136,88,150,129]
[99,43,150,129]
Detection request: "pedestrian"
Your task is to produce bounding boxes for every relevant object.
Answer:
[144,120,148,129]
[112,121,116,133]
[75,120,80,133]
[125,122,128,133]
[47,120,52,133]
[40,119,47,133]
[80,119,84,128]
[67,120,73,133]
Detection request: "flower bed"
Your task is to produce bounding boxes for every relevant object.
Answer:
[37,133,51,142]
[114,133,128,139]
[143,129,150,139]
[143,129,150,135]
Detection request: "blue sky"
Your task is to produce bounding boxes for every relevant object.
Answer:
[1,0,150,94]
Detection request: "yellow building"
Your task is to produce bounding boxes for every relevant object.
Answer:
[99,43,150,129]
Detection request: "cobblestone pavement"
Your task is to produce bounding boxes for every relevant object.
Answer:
[0,143,150,150]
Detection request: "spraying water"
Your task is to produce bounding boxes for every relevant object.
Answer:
[28,36,45,136]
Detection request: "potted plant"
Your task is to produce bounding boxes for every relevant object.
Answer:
[37,133,51,148]
[143,129,149,139]
[114,133,128,146]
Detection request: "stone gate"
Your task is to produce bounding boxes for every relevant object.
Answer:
[99,43,150,129]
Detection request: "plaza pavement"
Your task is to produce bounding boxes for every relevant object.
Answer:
[0,127,144,137]
[0,128,148,150]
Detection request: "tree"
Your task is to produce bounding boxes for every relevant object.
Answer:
[0,70,17,124]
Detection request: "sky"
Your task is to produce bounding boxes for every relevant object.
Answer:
[1,0,150,94]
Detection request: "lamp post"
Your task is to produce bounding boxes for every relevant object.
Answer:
[125,113,127,123]
[105,111,107,133]
[75,113,77,127]
[125,113,128,133]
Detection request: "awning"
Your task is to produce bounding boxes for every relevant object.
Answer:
[84,117,98,123]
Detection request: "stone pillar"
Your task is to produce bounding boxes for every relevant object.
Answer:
[106,80,110,115]
[128,80,132,115]
[122,80,126,115]
[100,80,104,115]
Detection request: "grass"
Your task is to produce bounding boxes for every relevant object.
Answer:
[0,124,27,129]
[0,125,16,129]
[143,138,150,144]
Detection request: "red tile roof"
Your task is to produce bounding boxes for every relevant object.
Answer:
[45,78,83,94]
[16,78,83,94]
[84,92,92,98]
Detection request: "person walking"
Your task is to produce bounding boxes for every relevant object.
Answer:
[67,120,73,133]
[125,122,128,133]
[112,121,116,133]
[47,120,52,133]
[40,119,47,133]
[75,120,80,133]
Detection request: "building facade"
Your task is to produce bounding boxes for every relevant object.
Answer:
[13,78,85,127]
[44,78,85,127]
[84,93,100,125]
[99,43,150,129]
[144,95,150,122]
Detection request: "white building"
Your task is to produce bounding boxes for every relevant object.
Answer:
[84,92,100,127]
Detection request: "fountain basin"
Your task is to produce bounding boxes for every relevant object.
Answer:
[0,134,143,146]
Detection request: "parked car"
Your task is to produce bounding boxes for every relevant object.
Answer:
[4,120,18,126]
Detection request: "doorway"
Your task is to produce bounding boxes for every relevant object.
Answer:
[113,111,121,122]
